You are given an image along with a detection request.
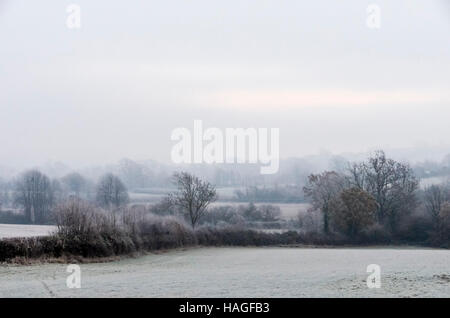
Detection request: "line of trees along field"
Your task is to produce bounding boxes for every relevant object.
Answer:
[0,150,449,249]
[0,171,130,224]
[303,150,450,246]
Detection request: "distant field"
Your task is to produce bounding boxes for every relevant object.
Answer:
[420,176,449,188]
[0,224,56,239]
[210,202,310,220]
[128,192,166,203]
[129,186,243,203]
[128,187,310,220]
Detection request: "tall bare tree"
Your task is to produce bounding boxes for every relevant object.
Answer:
[347,150,418,232]
[0,178,9,211]
[13,170,54,223]
[61,172,87,198]
[438,203,450,242]
[169,172,218,229]
[95,173,129,209]
[424,185,448,225]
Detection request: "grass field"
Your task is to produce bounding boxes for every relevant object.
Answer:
[0,247,449,297]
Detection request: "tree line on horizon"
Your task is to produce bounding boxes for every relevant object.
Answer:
[0,150,449,247]
[0,171,130,224]
[303,150,450,246]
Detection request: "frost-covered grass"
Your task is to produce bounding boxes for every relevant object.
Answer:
[0,224,56,239]
[0,247,449,297]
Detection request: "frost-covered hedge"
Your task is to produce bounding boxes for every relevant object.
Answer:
[0,197,329,262]
[3,198,440,263]
[0,200,198,262]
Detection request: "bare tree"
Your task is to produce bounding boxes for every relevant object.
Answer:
[168,172,218,229]
[347,150,419,232]
[118,158,153,189]
[0,178,9,211]
[424,185,448,224]
[258,205,282,222]
[95,173,129,209]
[51,179,64,205]
[303,171,346,234]
[438,203,450,242]
[13,170,54,224]
[61,172,87,198]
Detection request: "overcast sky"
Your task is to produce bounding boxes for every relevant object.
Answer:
[0,0,449,169]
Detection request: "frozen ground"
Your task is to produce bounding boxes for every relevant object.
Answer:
[0,247,449,297]
[0,224,56,238]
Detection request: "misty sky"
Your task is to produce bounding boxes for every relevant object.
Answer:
[0,0,449,169]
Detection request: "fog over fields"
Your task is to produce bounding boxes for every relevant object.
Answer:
[0,0,449,300]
